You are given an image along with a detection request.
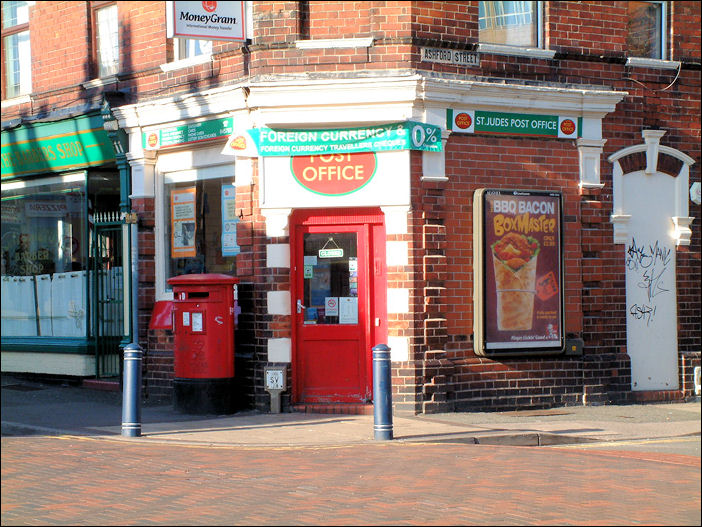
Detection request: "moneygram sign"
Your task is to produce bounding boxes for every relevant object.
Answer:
[168,1,246,41]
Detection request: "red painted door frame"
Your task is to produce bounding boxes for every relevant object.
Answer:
[290,208,387,404]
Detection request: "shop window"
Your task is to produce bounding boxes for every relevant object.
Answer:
[1,173,88,337]
[479,1,542,48]
[1,0,32,99]
[627,1,666,60]
[92,2,119,78]
[161,165,238,293]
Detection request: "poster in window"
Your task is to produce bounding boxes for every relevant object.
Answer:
[473,189,564,356]
[171,187,196,258]
[221,184,240,256]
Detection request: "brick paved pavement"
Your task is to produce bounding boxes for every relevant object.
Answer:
[2,435,700,525]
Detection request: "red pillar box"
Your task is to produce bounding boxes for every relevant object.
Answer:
[167,273,239,414]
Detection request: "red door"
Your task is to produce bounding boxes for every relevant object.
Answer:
[291,209,386,404]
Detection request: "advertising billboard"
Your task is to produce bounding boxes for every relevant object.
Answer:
[473,189,565,356]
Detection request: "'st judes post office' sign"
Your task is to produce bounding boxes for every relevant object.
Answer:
[167,1,246,42]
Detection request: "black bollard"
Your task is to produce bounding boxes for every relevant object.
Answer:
[372,343,393,440]
[121,343,143,437]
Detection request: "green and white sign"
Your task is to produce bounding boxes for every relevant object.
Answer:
[143,117,234,150]
[223,121,443,157]
[1,113,116,179]
[319,248,344,258]
[447,109,581,139]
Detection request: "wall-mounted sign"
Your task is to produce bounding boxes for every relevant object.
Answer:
[447,109,580,139]
[1,113,115,179]
[473,189,564,356]
[420,47,479,67]
[222,121,442,157]
[143,117,233,150]
[167,1,246,42]
[291,153,377,196]
[261,150,410,209]
[222,129,258,157]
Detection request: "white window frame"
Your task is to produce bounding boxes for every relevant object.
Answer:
[95,3,119,78]
[174,38,213,61]
[477,1,554,59]
[626,0,668,62]
[478,1,543,48]
[2,1,33,99]
[160,38,213,72]
[154,158,236,301]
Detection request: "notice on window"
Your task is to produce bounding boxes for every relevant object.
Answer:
[339,297,358,324]
[324,297,339,317]
[171,187,196,258]
[221,184,240,256]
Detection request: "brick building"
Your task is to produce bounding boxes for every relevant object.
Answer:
[2,1,700,415]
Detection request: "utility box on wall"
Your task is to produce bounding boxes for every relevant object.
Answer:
[168,273,239,414]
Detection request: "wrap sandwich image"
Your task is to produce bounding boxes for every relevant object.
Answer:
[491,232,541,331]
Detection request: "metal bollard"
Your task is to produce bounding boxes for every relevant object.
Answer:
[372,343,393,440]
[121,343,143,437]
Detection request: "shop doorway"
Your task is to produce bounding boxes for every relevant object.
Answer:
[290,209,386,404]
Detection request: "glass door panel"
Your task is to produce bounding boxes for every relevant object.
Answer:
[302,232,358,325]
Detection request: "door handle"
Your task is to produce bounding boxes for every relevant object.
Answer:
[296,299,307,313]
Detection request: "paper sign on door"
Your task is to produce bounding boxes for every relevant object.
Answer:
[325,297,339,317]
[339,297,358,324]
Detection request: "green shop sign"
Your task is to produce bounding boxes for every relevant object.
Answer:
[143,117,234,150]
[236,121,443,157]
[447,109,581,139]
[1,113,116,179]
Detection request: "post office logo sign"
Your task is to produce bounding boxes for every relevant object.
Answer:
[291,153,377,196]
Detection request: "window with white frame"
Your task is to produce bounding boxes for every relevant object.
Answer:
[627,1,666,60]
[94,3,119,77]
[174,38,213,61]
[159,165,239,297]
[2,0,32,99]
[479,1,542,48]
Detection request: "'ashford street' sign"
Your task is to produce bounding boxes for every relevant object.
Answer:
[222,121,443,157]
[447,109,581,139]
[420,47,479,67]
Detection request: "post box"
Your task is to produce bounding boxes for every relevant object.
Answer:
[167,273,239,414]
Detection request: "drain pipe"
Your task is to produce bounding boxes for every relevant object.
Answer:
[130,219,139,345]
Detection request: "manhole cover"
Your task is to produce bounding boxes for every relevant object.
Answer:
[3,384,43,391]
